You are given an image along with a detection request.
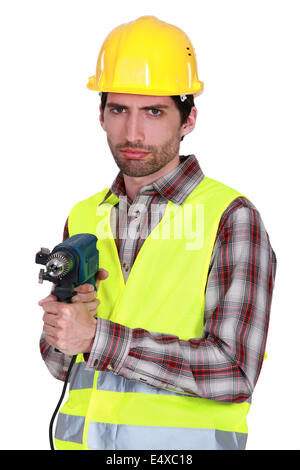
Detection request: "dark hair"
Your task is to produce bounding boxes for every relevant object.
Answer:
[99,92,194,140]
[170,95,195,125]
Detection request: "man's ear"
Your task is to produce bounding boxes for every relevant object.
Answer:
[180,106,197,139]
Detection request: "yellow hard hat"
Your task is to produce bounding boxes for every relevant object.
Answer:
[87,16,204,96]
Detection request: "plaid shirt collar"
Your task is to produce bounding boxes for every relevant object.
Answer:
[104,154,204,206]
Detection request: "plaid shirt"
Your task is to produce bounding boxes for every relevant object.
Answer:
[40,155,277,402]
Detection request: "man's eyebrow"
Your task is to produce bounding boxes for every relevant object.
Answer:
[106,102,169,110]
[106,102,126,108]
[141,105,169,110]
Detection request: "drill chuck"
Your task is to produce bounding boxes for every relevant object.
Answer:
[45,252,73,278]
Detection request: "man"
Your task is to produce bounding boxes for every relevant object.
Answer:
[39,16,277,450]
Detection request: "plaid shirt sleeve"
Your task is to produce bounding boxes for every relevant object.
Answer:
[85,198,277,403]
[40,200,277,403]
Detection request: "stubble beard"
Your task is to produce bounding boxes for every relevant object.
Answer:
[107,134,182,177]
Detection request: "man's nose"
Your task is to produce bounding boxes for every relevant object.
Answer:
[125,112,144,143]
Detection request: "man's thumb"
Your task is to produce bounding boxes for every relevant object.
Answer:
[96,269,109,288]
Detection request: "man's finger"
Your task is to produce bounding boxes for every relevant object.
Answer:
[38,294,57,306]
[39,300,68,315]
[74,284,94,294]
[71,290,97,303]
[43,310,60,326]
[97,269,109,280]
[96,269,109,288]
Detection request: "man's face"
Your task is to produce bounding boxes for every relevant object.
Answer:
[100,93,192,177]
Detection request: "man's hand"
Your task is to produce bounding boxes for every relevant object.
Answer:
[70,268,108,314]
[38,269,109,355]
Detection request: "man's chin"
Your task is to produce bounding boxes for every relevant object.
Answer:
[114,155,159,178]
[122,167,157,178]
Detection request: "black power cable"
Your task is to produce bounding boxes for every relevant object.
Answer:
[49,354,77,450]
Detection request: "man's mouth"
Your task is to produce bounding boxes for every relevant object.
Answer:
[120,148,150,159]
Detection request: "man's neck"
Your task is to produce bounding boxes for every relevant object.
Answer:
[123,155,180,202]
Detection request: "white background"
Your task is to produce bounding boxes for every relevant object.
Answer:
[0,0,299,450]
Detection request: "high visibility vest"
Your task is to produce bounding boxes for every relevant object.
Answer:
[54,176,251,450]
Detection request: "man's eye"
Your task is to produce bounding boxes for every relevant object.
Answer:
[111,107,126,114]
[148,109,161,116]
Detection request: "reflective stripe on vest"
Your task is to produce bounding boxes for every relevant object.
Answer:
[55,176,250,450]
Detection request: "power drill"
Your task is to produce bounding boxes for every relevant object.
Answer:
[36,233,99,302]
[35,233,99,450]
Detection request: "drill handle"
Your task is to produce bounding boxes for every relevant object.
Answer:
[51,285,76,303]
[52,272,97,303]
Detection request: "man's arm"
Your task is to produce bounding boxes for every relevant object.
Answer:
[40,331,74,381]
[39,219,72,381]
[85,201,277,403]
[39,219,104,380]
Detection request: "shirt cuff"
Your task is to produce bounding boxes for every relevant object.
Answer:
[85,317,132,373]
